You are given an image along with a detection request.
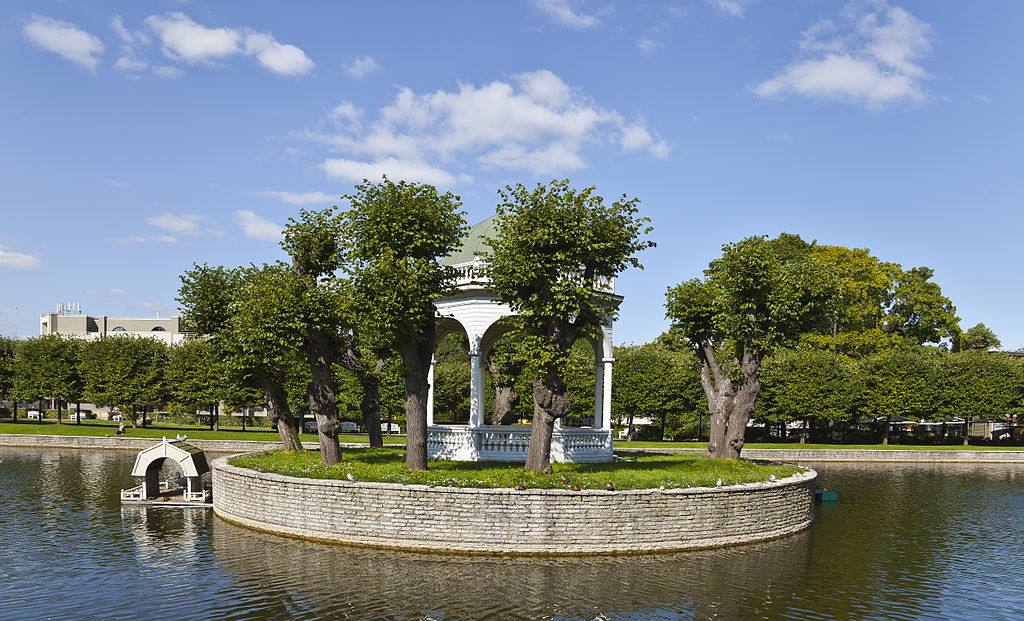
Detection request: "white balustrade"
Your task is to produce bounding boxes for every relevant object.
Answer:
[449,262,615,294]
[427,425,613,463]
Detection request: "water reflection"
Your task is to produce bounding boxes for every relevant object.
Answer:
[212,518,811,619]
[2,447,1023,620]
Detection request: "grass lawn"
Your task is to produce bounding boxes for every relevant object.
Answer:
[228,448,804,490]
[0,419,403,444]
[2,420,1019,450]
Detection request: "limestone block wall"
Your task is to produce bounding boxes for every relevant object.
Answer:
[212,456,817,555]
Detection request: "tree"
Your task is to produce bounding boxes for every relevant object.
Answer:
[0,337,16,418]
[485,179,654,471]
[166,337,223,429]
[802,245,901,356]
[758,348,862,440]
[282,208,349,464]
[952,323,1001,352]
[485,337,527,425]
[885,267,959,346]
[935,350,1021,443]
[612,342,701,441]
[80,335,168,426]
[859,348,938,444]
[340,177,467,470]
[177,263,304,451]
[665,235,838,460]
[12,335,83,422]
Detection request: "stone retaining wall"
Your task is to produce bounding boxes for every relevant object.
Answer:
[622,447,1024,463]
[0,433,318,453]
[211,456,816,555]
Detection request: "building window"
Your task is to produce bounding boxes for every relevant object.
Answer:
[152,327,166,332]
[112,326,126,332]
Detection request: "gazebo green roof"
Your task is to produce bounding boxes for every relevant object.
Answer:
[442,216,497,266]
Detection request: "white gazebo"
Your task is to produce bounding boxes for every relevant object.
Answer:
[426,217,617,463]
[120,438,211,503]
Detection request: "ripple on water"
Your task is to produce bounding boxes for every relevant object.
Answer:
[2,448,1024,619]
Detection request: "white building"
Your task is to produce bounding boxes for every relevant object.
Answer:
[40,311,188,345]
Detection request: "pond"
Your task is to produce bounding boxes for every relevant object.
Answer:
[1,447,1022,620]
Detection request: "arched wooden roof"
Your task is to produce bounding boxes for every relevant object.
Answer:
[130,438,210,478]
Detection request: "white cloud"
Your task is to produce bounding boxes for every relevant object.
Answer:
[130,300,176,316]
[153,65,185,79]
[111,16,133,43]
[146,12,240,63]
[0,246,44,271]
[85,288,126,298]
[754,1,932,109]
[23,15,104,71]
[708,0,754,18]
[244,32,315,75]
[145,12,312,75]
[114,50,148,72]
[235,210,282,241]
[529,0,602,29]
[343,55,379,78]
[105,178,129,189]
[251,190,336,205]
[636,36,662,55]
[146,212,209,235]
[113,234,180,245]
[303,69,669,186]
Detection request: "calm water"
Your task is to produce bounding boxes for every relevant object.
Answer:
[1,448,1022,620]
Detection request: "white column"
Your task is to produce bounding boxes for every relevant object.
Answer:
[593,360,603,428]
[426,355,435,426]
[469,351,484,428]
[602,357,614,431]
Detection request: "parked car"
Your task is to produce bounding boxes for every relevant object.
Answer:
[339,421,359,433]
[302,420,318,433]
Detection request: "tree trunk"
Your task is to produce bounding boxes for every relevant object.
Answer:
[882,415,892,445]
[963,418,970,446]
[358,369,384,448]
[401,326,435,471]
[259,374,302,451]
[306,326,341,466]
[491,384,519,425]
[700,341,759,461]
[525,371,571,472]
[209,404,215,431]
[75,401,81,425]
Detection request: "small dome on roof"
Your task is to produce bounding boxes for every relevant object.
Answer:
[442,216,498,266]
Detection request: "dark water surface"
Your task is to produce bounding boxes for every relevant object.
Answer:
[1,447,1022,620]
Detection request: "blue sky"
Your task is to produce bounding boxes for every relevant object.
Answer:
[2,1,1022,350]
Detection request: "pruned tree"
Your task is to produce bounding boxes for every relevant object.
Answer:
[80,335,167,427]
[665,235,838,460]
[177,263,304,451]
[339,177,467,470]
[484,179,653,472]
[14,335,83,423]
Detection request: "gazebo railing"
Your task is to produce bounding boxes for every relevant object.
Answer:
[120,484,145,501]
[449,261,615,293]
[428,425,613,463]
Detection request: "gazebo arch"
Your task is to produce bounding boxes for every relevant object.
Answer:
[120,438,211,503]
[427,217,618,463]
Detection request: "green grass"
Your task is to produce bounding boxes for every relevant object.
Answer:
[0,419,403,444]
[618,440,1024,451]
[228,448,803,490]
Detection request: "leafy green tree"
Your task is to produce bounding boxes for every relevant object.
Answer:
[803,245,902,356]
[935,351,1022,443]
[0,337,17,418]
[885,267,959,346]
[80,336,168,427]
[432,333,471,423]
[758,348,862,440]
[612,342,702,441]
[665,235,838,459]
[340,177,467,470]
[166,337,224,429]
[177,263,303,450]
[12,335,83,423]
[484,179,653,471]
[952,323,1001,352]
[858,348,938,444]
[282,207,349,463]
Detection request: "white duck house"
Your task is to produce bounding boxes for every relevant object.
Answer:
[120,438,211,503]
[428,217,617,463]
